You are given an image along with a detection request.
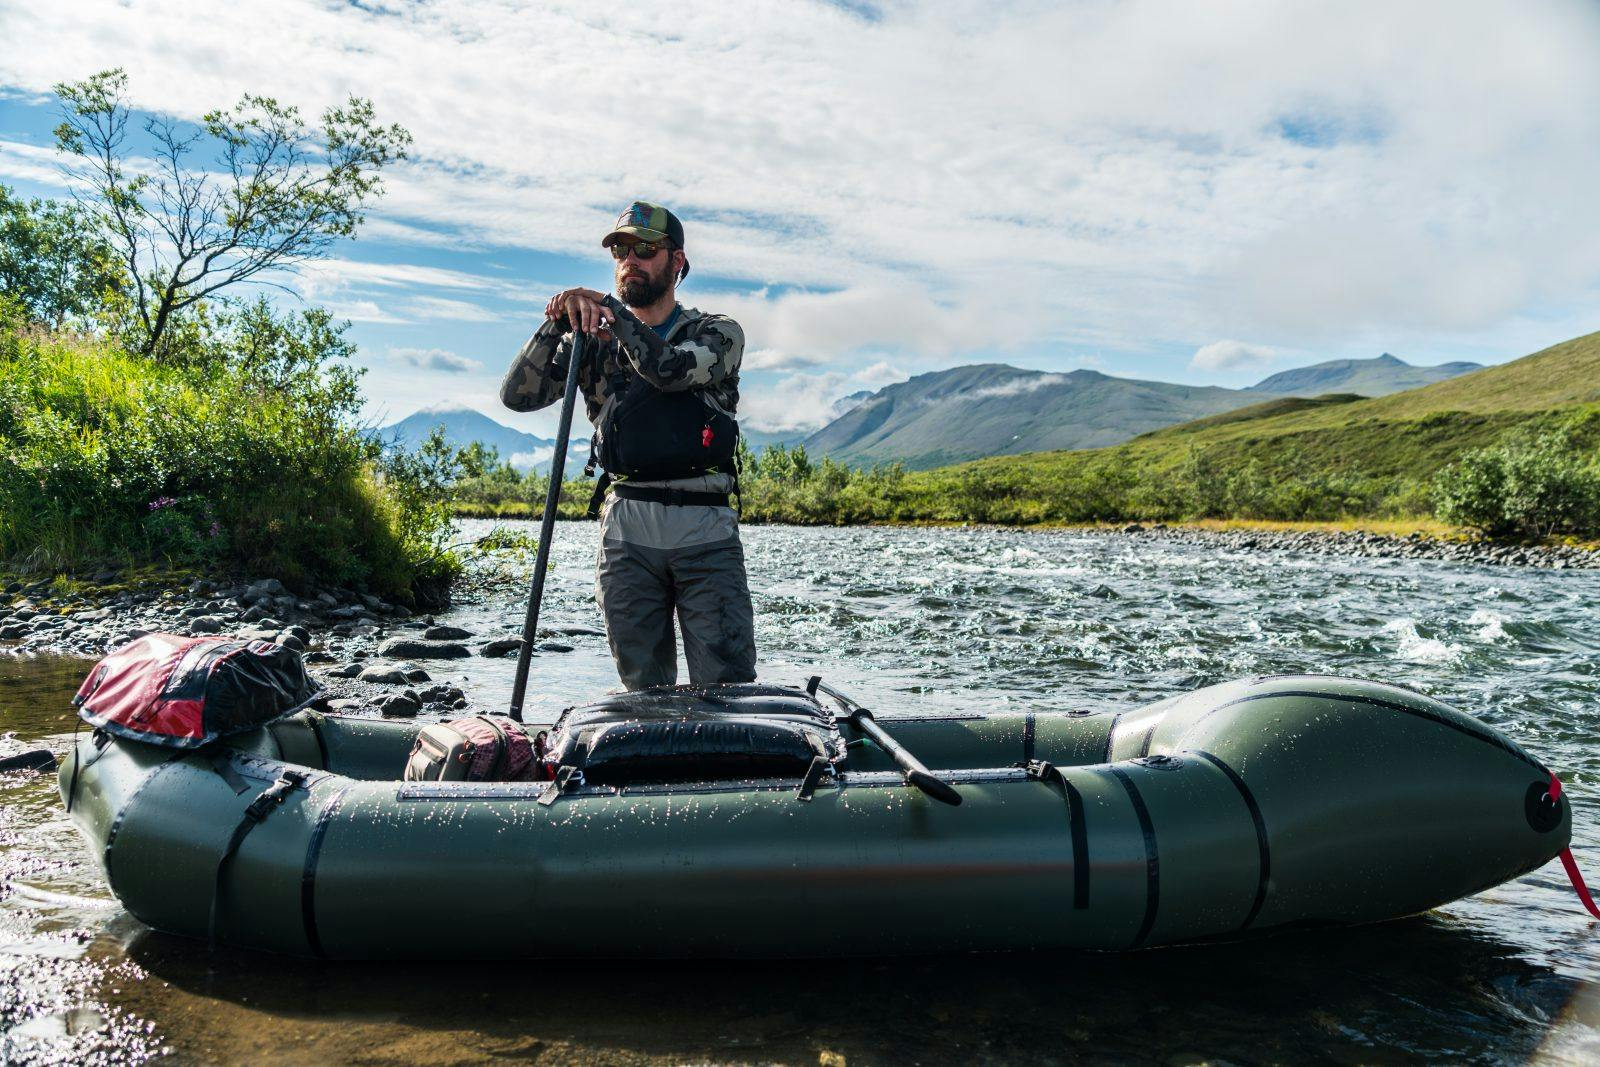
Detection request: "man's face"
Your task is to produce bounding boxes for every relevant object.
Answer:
[614,241,678,308]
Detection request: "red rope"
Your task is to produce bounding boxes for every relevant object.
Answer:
[1548,773,1600,921]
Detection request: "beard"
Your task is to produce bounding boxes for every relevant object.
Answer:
[616,258,673,308]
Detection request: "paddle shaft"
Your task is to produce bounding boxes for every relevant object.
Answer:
[809,678,962,806]
[508,331,587,722]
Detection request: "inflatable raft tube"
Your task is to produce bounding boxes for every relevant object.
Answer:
[59,675,1568,958]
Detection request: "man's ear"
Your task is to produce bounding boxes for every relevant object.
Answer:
[675,250,687,283]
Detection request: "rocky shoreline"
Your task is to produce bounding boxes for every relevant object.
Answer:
[2,526,1594,712]
[1098,524,1600,569]
[0,572,595,717]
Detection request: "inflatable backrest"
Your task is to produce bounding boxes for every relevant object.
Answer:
[544,682,844,784]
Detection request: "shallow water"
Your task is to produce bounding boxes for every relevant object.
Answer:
[4,522,1600,1064]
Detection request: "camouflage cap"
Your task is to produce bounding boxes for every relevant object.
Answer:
[602,201,689,279]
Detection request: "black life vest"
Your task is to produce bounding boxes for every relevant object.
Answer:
[594,375,739,481]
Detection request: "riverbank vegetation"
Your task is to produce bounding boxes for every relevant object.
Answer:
[0,72,456,603]
[447,331,1600,542]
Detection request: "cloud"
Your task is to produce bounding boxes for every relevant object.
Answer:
[323,300,409,324]
[739,371,853,434]
[954,374,1071,401]
[743,347,829,371]
[3,0,1598,361]
[0,139,63,185]
[856,361,907,389]
[402,296,502,323]
[712,285,1016,360]
[390,346,482,373]
[1190,340,1285,372]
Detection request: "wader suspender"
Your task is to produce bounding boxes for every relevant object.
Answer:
[208,766,308,950]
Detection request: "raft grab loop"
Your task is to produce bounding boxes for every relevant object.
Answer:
[208,767,309,950]
[807,676,962,807]
[1545,773,1600,921]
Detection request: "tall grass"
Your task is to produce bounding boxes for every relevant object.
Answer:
[0,320,458,601]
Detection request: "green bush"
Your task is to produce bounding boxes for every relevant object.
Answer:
[1433,432,1600,538]
[0,312,459,602]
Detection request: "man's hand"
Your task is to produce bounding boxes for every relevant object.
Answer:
[544,288,612,337]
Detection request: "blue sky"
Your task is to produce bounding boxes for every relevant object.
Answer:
[3,1,1598,439]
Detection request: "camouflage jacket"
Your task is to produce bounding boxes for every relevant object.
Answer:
[500,296,743,424]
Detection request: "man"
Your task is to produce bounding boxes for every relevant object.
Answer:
[500,201,756,691]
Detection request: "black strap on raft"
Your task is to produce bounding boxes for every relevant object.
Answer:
[1024,759,1091,909]
[795,755,832,802]
[208,768,308,950]
[538,742,589,807]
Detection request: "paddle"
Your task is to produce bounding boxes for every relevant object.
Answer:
[508,330,588,723]
[807,677,963,806]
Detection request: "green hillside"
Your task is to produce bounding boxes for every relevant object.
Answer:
[735,330,1600,533]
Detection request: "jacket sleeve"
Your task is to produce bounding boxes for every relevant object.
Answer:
[500,319,571,412]
[602,295,744,393]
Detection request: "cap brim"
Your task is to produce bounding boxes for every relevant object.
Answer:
[602,225,670,247]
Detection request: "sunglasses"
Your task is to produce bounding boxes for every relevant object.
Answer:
[609,241,671,262]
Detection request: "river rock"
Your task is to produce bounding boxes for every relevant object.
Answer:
[377,690,421,718]
[326,663,362,678]
[377,638,471,659]
[303,650,336,664]
[326,698,365,712]
[187,616,224,634]
[424,625,473,641]
[480,638,522,658]
[556,625,605,637]
[276,633,306,653]
[357,664,409,685]
[248,578,288,598]
[536,641,574,653]
[0,623,26,639]
[402,666,431,683]
[418,684,465,704]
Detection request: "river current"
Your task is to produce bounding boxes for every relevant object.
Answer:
[3,521,1600,1064]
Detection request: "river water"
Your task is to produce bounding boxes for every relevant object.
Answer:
[4,521,1600,1064]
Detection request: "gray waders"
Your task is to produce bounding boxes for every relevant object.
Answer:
[596,531,757,690]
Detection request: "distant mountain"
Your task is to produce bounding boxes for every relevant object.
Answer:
[830,390,874,419]
[742,427,808,453]
[1252,353,1482,397]
[803,365,1268,470]
[377,405,587,472]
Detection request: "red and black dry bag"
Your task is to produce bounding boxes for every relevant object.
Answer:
[74,633,321,749]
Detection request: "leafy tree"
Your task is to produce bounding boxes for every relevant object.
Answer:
[1434,431,1600,539]
[52,68,410,357]
[0,184,125,326]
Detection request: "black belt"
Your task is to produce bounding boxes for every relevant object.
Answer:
[611,483,731,508]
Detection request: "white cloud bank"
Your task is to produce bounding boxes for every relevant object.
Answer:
[2,0,1598,365]
[1190,340,1284,372]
